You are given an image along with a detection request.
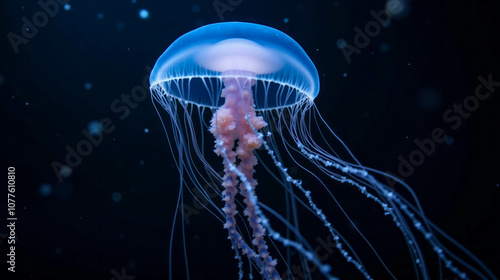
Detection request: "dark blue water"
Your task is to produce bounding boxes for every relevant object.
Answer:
[1,1,498,279]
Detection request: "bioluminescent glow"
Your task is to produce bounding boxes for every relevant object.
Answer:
[84,82,93,90]
[149,22,495,280]
[139,9,149,19]
[86,121,102,136]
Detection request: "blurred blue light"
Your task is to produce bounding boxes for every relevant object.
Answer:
[84,82,92,90]
[380,43,389,52]
[39,183,52,197]
[112,192,122,202]
[139,9,149,19]
[336,39,347,49]
[87,121,102,136]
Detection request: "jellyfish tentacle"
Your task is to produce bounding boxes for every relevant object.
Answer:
[212,122,270,279]
[230,77,281,279]
[237,135,280,277]
[247,113,366,280]
[291,104,482,280]
[211,75,281,280]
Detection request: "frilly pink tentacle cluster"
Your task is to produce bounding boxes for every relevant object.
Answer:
[210,75,280,280]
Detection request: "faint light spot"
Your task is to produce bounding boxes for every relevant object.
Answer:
[54,182,74,199]
[25,102,29,106]
[97,13,104,19]
[59,165,73,179]
[112,192,122,202]
[131,0,136,3]
[417,88,442,112]
[343,73,348,78]
[284,18,289,23]
[386,0,410,19]
[87,121,102,136]
[144,128,149,133]
[192,4,200,13]
[64,4,71,11]
[116,22,126,30]
[55,246,63,254]
[84,82,92,90]
[128,260,136,269]
[380,43,389,52]
[445,137,454,146]
[139,9,149,19]
[119,233,125,239]
[39,183,52,197]
[336,39,347,49]
[139,160,145,166]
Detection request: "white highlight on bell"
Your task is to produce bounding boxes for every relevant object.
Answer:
[196,38,284,74]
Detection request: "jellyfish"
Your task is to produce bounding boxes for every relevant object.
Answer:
[149,22,495,280]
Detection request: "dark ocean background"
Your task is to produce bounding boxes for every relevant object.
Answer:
[1,0,498,279]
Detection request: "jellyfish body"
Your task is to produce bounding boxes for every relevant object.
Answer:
[150,22,496,280]
[150,22,319,109]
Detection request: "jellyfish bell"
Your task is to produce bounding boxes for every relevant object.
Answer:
[150,21,319,109]
[149,22,496,280]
